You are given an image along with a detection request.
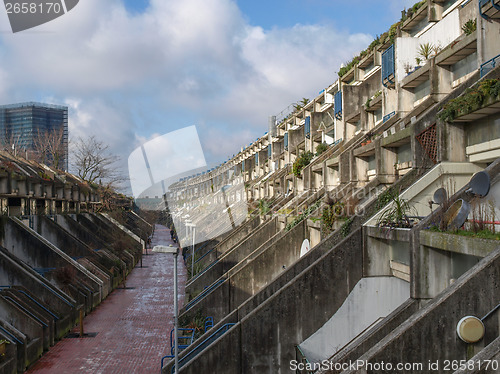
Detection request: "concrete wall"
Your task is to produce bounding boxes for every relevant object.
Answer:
[186,217,278,296]
[178,229,363,374]
[342,247,500,374]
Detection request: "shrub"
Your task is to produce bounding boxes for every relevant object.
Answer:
[315,143,328,156]
[462,19,476,35]
[292,151,314,177]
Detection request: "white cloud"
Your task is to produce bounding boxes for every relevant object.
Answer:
[0,0,379,191]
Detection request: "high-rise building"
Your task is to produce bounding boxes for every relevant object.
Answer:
[0,102,69,171]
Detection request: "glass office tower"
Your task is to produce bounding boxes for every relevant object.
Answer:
[0,102,69,171]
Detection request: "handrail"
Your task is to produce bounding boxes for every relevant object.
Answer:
[0,325,23,345]
[171,323,236,373]
[481,303,500,322]
[169,328,195,354]
[41,283,75,307]
[3,296,48,327]
[185,242,210,261]
[188,259,220,284]
[184,279,225,312]
[480,53,500,77]
[204,316,214,332]
[295,345,314,374]
[15,290,60,320]
[194,247,214,264]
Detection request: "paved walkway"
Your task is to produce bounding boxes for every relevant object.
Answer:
[27,224,186,374]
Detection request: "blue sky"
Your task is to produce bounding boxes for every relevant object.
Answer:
[0,0,414,193]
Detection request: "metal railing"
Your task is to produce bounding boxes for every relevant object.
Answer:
[295,345,314,374]
[382,44,395,87]
[480,53,500,77]
[383,111,396,123]
[304,117,311,138]
[184,278,225,312]
[171,323,236,373]
[334,91,342,119]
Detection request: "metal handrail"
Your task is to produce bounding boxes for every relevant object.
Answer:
[0,325,23,345]
[188,259,220,284]
[480,53,500,77]
[3,296,48,327]
[171,323,236,373]
[481,303,500,321]
[15,290,60,320]
[184,279,225,312]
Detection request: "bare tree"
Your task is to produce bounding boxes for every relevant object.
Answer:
[71,135,125,188]
[0,130,26,157]
[32,127,67,169]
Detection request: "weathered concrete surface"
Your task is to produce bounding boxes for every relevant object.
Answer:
[341,247,500,374]
[26,224,186,374]
[181,219,308,322]
[178,229,363,374]
[186,217,278,295]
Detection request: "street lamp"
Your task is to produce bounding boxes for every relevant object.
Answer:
[185,222,196,277]
[153,245,180,374]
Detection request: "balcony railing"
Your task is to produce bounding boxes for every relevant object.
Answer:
[255,152,259,166]
[284,132,289,150]
[334,91,342,120]
[382,44,395,88]
[480,0,500,19]
[304,116,311,138]
[383,111,396,123]
[480,54,500,77]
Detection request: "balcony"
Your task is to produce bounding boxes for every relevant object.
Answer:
[480,54,500,78]
[334,91,342,120]
[480,0,500,20]
[304,116,311,139]
[382,44,395,88]
[436,32,477,67]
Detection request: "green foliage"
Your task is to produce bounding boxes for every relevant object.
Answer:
[417,42,435,61]
[286,201,320,231]
[315,143,328,156]
[438,79,500,122]
[179,309,206,339]
[376,191,416,228]
[462,19,477,35]
[338,57,360,78]
[258,199,271,215]
[292,151,314,177]
[293,98,310,112]
[322,201,346,234]
[376,188,397,211]
[187,261,204,279]
[341,217,354,237]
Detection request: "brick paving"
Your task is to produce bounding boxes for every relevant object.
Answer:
[27,224,186,374]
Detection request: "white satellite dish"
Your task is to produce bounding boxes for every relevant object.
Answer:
[300,239,310,258]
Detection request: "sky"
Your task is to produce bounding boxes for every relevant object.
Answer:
[0,0,415,194]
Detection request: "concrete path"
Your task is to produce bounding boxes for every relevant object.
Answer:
[27,224,186,374]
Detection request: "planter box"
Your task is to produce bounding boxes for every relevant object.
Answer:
[420,230,499,258]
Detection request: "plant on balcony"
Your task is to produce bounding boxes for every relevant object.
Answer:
[258,199,270,216]
[376,190,416,229]
[438,79,500,122]
[293,98,310,112]
[322,200,346,234]
[292,151,314,177]
[315,143,328,156]
[462,19,477,36]
[401,0,426,23]
[285,201,320,231]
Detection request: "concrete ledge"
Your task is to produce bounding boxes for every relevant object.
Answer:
[420,230,499,258]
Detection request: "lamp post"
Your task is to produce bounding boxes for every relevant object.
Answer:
[153,245,180,374]
[185,222,196,276]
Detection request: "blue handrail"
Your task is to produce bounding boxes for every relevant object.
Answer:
[3,296,48,327]
[184,278,225,312]
[383,111,396,123]
[170,328,195,354]
[382,44,395,87]
[41,283,75,308]
[15,290,60,320]
[204,316,214,332]
[171,323,236,373]
[0,325,23,345]
[304,117,311,138]
[334,91,342,119]
[195,247,214,264]
[480,53,500,77]
[188,259,220,284]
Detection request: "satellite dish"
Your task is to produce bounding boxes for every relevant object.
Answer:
[433,188,447,205]
[467,171,490,197]
[457,316,484,343]
[443,199,471,230]
[300,239,310,258]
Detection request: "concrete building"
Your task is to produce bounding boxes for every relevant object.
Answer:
[0,102,69,171]
[162,1,500,373]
